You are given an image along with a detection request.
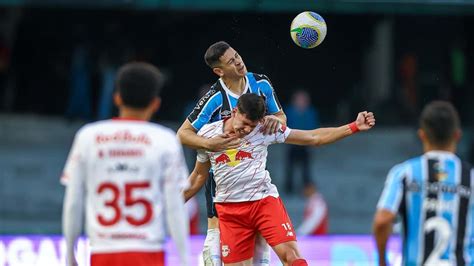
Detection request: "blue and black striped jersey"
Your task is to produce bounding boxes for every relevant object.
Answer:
[187,72,283,131]
[378,151,474,266]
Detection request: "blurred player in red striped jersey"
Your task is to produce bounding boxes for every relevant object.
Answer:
[184,93,375,266]
[61,62,190,266]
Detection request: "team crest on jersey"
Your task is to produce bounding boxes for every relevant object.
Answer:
[215,149,253,167]
[434,162,448,181]
[221,245,230,257]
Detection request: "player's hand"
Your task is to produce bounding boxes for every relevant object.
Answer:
[205,133,241,152]
[261,115,282,135]
[355,111,375,131]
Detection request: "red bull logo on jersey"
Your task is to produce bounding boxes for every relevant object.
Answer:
[215,149,254,167]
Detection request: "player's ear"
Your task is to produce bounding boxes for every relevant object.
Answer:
[213,67,224,77]
[454,128,462,143]
[150,97,161,113]
[418,128,427,143]
[113,92,123,107]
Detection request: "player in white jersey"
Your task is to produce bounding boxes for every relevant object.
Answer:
[62,62,190,266]
[178,41,286,266]
[184,93,376,266]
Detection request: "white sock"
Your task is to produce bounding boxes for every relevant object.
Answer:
[203,229,221,266]
[253,234,270,266]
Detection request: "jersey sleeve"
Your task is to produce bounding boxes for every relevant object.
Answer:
[196,149,209,163]
[377,163,406,214]
[61,127,87,186]
[162,135,190,264]
[187,89,222,131]
[61,127,88,265]
[254,74,283,115]
[263,125,292,145]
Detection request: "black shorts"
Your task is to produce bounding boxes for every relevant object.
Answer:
[205,172,218,218]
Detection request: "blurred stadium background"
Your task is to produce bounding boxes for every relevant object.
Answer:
[0,0,473,265]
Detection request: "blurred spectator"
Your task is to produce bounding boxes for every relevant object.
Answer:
[285,90,319,193]
[296,182,328,235]
[186,197,200,235]
[97,52,118,120]
[65,45,92,120]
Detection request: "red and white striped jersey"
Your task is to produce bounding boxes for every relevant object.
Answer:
[197,120,291,203]
[61,118,189,254]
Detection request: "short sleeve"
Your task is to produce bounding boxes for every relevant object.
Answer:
[377,164,406,214]
[196,149,210,163]
[60,128,87,186]
[187,89,222,131]
[263,125,292,145]
[255,74,283,115]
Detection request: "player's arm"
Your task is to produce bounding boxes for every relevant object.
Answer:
[177,120,240,152]
[285,111,375,146]
[183,159,211,202]
[372,164,405,266]
[61,131,86,266]
[163,137,190,265]
[257,74,287,135]
[177,90,240,152]
[373,210,396,266]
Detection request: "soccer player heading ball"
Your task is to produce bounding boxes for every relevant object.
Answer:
[185,93,375,265]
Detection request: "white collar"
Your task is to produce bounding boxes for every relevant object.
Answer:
[219,75,249,99]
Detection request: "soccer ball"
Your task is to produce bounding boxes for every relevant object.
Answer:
[290,11,327,49]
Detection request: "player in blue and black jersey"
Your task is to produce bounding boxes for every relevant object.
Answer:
[177,41,286,266]
[374,101,474,266]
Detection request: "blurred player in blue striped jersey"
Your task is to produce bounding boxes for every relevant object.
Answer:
[373,101,474,266]
[177,41,286,266]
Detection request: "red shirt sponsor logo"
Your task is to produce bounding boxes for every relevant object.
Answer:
[96,131,151,145]
[235,150,253,160]
[215,154,231,165]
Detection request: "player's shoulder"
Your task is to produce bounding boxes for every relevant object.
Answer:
[199,82,224,104]
[197,120,223,137]
[74,120,107,138]
[248,72,271,82]
[388,156,422,177]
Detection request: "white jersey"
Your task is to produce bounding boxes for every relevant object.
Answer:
[61,118,189,254]
[197,120,291,203]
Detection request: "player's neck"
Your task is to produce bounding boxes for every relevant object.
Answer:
[223,117,234,134]
[119,108,152,121]
[423,142,457,154]
[222,76,246,95]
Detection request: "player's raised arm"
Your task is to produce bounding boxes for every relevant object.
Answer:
[285,111,375,146]
[177,120,241,152]
[184,159,211,202]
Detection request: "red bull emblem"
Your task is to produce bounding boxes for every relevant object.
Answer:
[215,153,231,165]
[215,149,253,167]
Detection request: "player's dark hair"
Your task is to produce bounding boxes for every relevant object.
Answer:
[237,93,266,122]
[204,41,231,68]
[116,62,164,108]
[420,101,460,146]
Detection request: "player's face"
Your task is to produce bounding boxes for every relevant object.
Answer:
[217,47,247,78]
[232,110,260,138]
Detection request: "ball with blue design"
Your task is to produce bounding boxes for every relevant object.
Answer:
[290,11,327,49]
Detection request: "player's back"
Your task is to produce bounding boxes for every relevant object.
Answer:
[394,151,474,265]
[65,118,184,253]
